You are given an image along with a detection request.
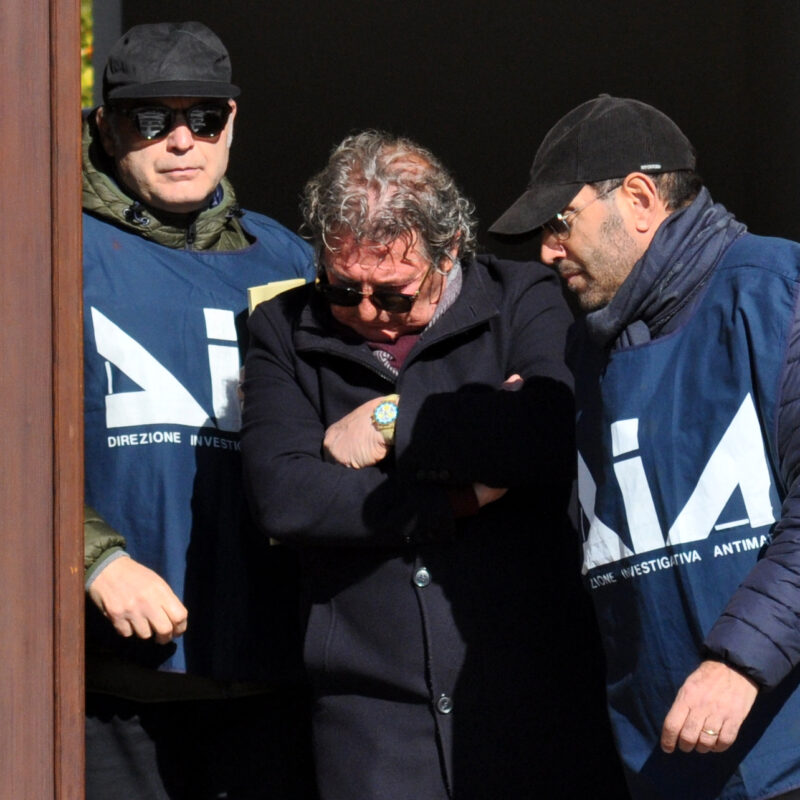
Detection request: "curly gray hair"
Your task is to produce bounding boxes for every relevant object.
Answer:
[301,130,477,272]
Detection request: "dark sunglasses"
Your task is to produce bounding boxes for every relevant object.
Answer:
[112,103,232,141]
[316,268,432,313]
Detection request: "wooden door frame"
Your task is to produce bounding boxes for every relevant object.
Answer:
[0,0,84,797]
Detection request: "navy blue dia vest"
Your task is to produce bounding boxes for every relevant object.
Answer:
[576,234,800,799]
[84,209,313,682]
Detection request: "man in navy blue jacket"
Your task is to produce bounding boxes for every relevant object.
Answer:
[83,21,315,800]
[491,95,800,800]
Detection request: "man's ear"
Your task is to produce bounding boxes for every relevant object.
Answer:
[226,100,237,149]
[436,239,461,274]
[94,106,117,158]
[619,172,668,234]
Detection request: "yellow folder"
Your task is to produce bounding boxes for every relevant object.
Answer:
[247,277,308,314]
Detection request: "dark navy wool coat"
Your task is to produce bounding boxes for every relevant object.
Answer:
[242,256,625,799]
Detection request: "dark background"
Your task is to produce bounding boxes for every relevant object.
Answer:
[90,2,800,791]
[96,0,800,263]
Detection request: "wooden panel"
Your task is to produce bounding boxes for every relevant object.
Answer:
[0,0,83,797]
[0,0,56,795]
[51,0,85,795]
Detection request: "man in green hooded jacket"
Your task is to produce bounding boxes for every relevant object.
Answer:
[82,21,315,799]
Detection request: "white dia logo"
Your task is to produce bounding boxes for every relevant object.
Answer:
[578,393,776,573]
[91,306,241,433]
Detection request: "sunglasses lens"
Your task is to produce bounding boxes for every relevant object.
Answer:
[372,293,414,313]
[317,283,362,307]
[134,108,171,140]
[544,217,570,239]
[186,105,229,138]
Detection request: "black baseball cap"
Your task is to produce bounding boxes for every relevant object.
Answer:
[102,21,240,103]
[489,95,696,235]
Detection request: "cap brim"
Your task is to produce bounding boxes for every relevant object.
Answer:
[489,182,582,235]
[107,80,241,100]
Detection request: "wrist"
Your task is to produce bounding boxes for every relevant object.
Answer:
[372,394,400,445]
[85,548,130,590]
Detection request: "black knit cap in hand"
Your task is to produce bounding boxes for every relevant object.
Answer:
[490,95,696,235]
[102,21,240,103]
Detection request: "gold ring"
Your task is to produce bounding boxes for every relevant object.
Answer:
[702,727,718,737]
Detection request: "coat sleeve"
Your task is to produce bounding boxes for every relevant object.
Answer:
[240,263,574,549]
[240,301,456,548]
[398,263,575,490]
[703,294,800,688]
[84,503,128,585]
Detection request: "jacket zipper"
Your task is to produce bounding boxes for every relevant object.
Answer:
[185,221,197,250]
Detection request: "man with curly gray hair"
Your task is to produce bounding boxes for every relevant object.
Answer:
[242,130,606,798]
[302,130,477,277]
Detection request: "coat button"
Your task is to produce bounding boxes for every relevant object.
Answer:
[436,694,453,714]
[413,567,431,588]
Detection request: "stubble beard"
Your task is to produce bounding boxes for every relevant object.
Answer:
[577,208,639,311]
